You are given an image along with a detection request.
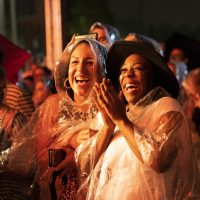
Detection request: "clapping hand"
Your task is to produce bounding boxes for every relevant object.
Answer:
[94,78,127,126]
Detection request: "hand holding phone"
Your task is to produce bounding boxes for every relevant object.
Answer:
[74,33,97,41]
[49,149,66,167]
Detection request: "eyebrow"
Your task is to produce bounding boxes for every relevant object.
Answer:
[70,56,95,60]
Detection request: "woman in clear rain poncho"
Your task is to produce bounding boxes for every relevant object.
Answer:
[7,38,107,200]
[75,41,200,200]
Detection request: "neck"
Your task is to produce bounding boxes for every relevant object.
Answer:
[74,94,88,104]
[74,94,91,112]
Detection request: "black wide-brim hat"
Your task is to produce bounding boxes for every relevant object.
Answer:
[106,41,179,98]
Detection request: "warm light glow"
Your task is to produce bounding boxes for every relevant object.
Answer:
[44,0,62,70]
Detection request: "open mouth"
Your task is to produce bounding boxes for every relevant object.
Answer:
[74,76,90,87]
[75,76,89,84]
[124,81,141,93]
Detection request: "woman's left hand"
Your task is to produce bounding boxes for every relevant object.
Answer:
[95,78,128,125]
[55,147,76,174]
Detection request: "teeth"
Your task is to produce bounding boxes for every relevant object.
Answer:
[125,83,138,89]
[75,76,89,81]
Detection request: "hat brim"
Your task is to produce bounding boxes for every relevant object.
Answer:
[107,41,179,98]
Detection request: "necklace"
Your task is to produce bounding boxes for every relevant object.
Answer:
[59,100,98,124]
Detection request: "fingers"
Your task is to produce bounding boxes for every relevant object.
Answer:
[55,148,75,172]
[66,33,78,50]
[94,82,109,109]
[76,129,97,145]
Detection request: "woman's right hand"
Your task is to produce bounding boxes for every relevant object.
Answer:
[93,83,116,131]
[66,34,77,50]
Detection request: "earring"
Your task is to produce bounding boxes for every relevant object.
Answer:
[64,78,71,89]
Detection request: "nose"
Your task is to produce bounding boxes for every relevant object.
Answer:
[124,68,135,78]
[77,61,87,73]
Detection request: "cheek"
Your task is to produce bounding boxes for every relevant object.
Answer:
[119,75,123,88]
[141,73,152,91]
[91,66,100,82]
[68,69,74,84]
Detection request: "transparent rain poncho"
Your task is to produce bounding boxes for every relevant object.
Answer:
[2,38,107,200]
[75,87,200,200]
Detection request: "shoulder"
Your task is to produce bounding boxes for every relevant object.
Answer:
[6,107,26,122]
[155,97,183,113]
[36,93,60,120]
[5,83,33,104]
[44,93,60,104]
[0,106,26,131]
[6,83,24,97]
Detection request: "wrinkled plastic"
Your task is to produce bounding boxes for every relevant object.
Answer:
[76,87,200,200]
[1,38,107,200]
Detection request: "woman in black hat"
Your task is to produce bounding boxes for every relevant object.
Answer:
[76,41,200,199]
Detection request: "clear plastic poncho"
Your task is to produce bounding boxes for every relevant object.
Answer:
[3,38,107,200]
[75,87,200,200]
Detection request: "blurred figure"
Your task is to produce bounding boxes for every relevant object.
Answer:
[168,48,189,65]
[125,32,163,55]
[167,61,188,84]
[32,78,55,108]
[182,68,200,170]
[164,33,200,71]
[167,61,189,120]
[0,50,34,120]
[17,67,34,94]
[33,66,52,84]
[0,52,38,199]
[182,68,200,133]
[89,22,121,50]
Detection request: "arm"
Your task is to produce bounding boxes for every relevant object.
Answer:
[75,84,115,176]
[116,110,183,172]
[97,79,183,173]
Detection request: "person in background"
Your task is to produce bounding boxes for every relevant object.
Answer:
[0,51,37,199]
[0,49,34,120]
[89,22,121,50]
[32,78,56,108]
[168,48,189,66]
[33,66,52,84]
[124,32,163,55]
[182,67,200,170]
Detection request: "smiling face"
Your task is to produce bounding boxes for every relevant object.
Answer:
[119,54,153,105]
[68,42,99,102]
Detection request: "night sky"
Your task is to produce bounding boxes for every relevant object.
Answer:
[108,0,200,41]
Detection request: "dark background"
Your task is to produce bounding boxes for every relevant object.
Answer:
[2,0,200,58]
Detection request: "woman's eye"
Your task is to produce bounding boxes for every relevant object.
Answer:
[71,60,78,64]
[120,68,127,73]
[134,65,144,71]
[86,61,94,65]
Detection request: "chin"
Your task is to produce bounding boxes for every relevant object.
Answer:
[125,94,142,105]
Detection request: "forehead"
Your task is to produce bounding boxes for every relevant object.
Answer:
[91,27,107,37]
[71,42,94,57]
[35,68,44,74]
[123,54,152,67]
[170,48,185,55]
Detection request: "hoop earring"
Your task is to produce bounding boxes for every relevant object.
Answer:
[64,78,71,89]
